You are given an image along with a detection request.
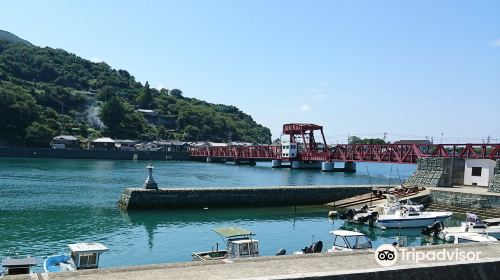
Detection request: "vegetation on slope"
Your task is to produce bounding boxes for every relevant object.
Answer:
[0,32,271,147]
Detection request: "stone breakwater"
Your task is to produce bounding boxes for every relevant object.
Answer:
[406,158,464,188]
[488,160,500,193]
[118,185,372,210]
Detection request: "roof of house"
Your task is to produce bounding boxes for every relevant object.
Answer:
[53,135,78,141]
[155,140,187,146]
[92,137,115,143]
[114,139,136,143]
[393,140,431,145]
[1,257,36,267]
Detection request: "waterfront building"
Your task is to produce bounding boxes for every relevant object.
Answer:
[50,135,80,149]
[91,137,116,150]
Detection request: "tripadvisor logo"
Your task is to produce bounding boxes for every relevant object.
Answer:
[375,244,398,267]
[375,244,482,267]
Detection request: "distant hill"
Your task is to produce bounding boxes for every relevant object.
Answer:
[0,30,32,45]
[0,30,271,147]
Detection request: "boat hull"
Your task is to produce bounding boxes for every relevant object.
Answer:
[374,212,452,228]
[44,255,75,272]
[192,250,228,261]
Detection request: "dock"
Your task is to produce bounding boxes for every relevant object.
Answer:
[6,243,499,280]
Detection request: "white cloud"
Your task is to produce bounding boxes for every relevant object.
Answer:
[300,104,311,112]
[90,57,103,63]
[491,39,500,48]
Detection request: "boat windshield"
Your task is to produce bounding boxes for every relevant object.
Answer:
[249,242,258,254]
[345,236,372,249]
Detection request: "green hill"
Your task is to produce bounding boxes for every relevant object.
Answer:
[0,31,271,147]
[0,30,32,45]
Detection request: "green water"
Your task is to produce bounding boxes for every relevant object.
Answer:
[0,158,461,271]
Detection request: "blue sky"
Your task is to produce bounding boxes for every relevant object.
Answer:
[1,0,499,143]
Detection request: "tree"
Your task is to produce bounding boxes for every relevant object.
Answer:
[136,81,154,108]
[170,88,183,98]
[0,84,41,142]
[25,122,55,147]
[99,96,145,138]
[100,96,126,136]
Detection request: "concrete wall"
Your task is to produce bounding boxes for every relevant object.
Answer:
[488,160,500,193]
[0,147,189,161]
[463,159,496,187]
[430,189,500,210]
[406,158,464,188]
[119,185,372,210]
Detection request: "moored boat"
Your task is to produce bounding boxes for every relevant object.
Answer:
[423,213,500,241]
[192,227,259,261]
[340,194,425,226]
[374,208,452,229]
[453,232,498,244]
[44,242,109,272]
[327,230,373,252]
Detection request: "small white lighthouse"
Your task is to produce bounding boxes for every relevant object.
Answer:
[144,163,158,190]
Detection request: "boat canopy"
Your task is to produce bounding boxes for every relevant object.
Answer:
[213,227,254,238]
[68,243,109,253]
[330,230,365,237]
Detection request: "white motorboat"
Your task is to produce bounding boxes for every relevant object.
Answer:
[44,242,109,272]
[452,232,498,244]
[328,230,373,252]
[342,194,425,226]
[192,227,259,261]
[374,207,453,229]
[432,213,500,241]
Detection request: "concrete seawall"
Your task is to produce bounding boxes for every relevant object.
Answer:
[430,187,500,211]
[118,185,372,210]
[7,243,499,280]
[0,147,189,160]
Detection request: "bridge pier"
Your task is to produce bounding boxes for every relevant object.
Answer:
[321,161,334,172]
[272,159,282,168]
[291,161,322,170]
[344,162,356,173]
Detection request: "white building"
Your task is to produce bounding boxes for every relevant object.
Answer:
[463,159,496,187]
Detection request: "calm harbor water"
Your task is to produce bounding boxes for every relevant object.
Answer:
[0,158,461,272]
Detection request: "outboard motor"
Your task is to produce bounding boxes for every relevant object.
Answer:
[339,208,357,220]
[276,248,287,256]
[358,204,369,213]
[421,221,444,236]
[312,240,323,253]
[302,240,323,254]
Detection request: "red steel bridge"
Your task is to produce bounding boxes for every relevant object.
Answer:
[188,123,500,164]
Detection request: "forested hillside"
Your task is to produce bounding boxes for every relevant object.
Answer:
[0,31,271,147]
